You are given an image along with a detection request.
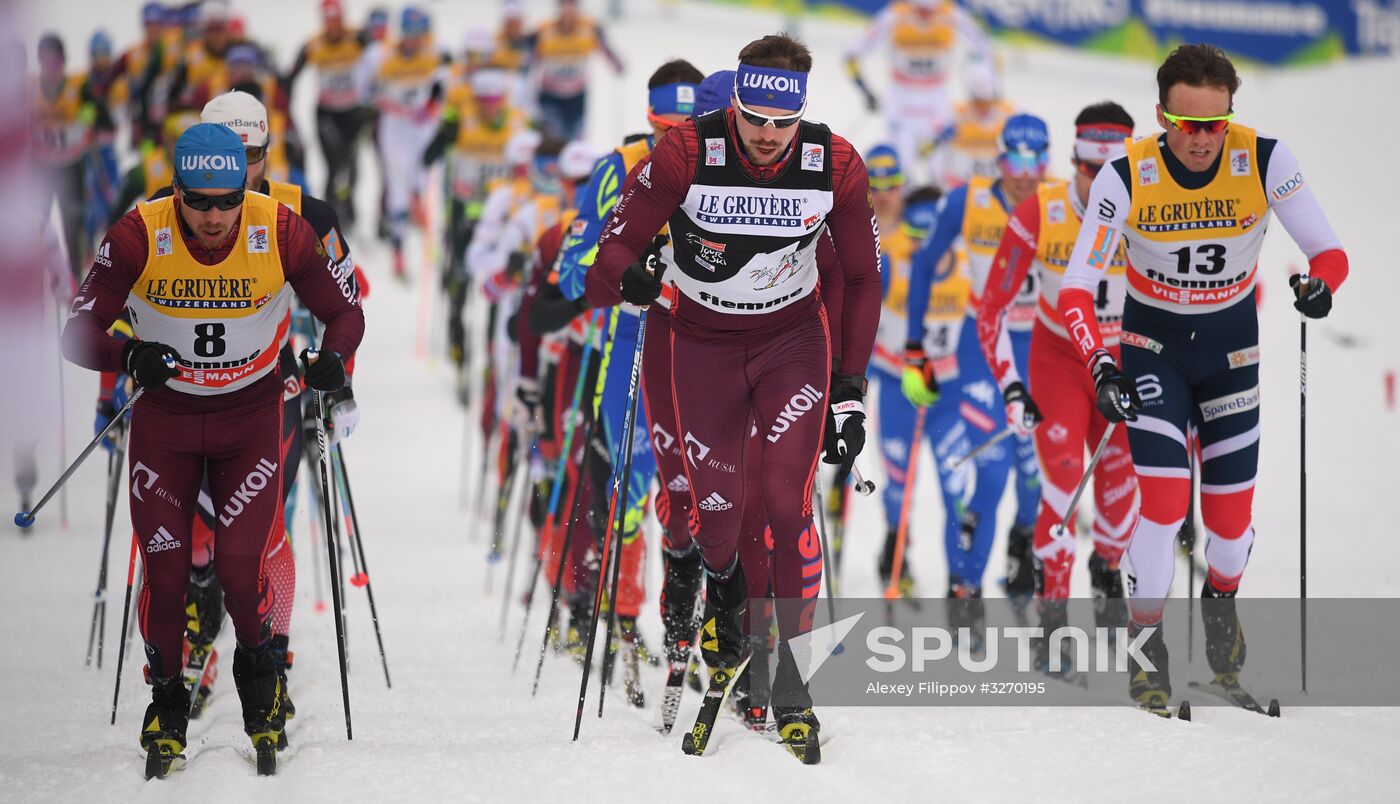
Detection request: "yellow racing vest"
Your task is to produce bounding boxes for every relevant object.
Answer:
[888,1,956,86]
[877,224,969,379]
[130,192,292,395]
[1033,180,1127,345]
[1121,124,1270,314]
[534,18,599,96]
[304,31,363,109]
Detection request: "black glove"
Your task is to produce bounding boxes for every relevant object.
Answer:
[121,340,181,389]
[1290,274,1332,319]
[506,250,527,279]
[1002,381,1044,435]
[516,380,541,419]
[822,373,868,481]
[1092,355,1142,423]
[619,256,662,306]
[300,348,346,392]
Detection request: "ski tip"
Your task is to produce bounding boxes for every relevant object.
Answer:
[1268,698,1281,718]
[14,511,33,528]
[1177,701,1192,721]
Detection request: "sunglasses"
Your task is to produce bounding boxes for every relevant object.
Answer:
[245,144,267,163]
[1074,158,1104,178]
[732,93,804,129]
[1000,150,1049,178]
[1161,108,1234,135]
[180,186,245,211]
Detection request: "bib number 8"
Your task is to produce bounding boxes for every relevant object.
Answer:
[194,322,227,357]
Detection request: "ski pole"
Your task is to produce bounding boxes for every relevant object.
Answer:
[468,422,493,539]
[813,480,840,617]
[587,310,648,726]
[530,430,595,694]
[486,424,521,593]
[306,350,354,739]
[333,444,392,689]
[497,440,535,640]
[943,427,1016,471]
[1051,422,1117,541]
[849,465,877,496]
[885,406,926,600]
[15,386,149,528]
[54,309,68,529]
[1185,434,1198,662]
[110,531,138,725]
[86,418,128,668]
[1299,276,1309,693]
[513,312,604,671]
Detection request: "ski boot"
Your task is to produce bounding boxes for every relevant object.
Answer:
[774,707,822,765]
[1005,523,1036,613]
[661,547,704,693]
[141,675,191,779]
[946,579,986,653]
[1128,620,1173,716]
[1201,579,1247,687]
[1089,551,1127,647]
[183,564,224,719]
[270,634,296,749]
[1033,598,1084,686]
[561,599,590,665]
[617,617,647,709]
[232,643,286,776]
[878,526,916,598]
[699,558,747,672]
[736,633,772,731]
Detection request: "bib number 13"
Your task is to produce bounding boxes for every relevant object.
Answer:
[1170,243,1226,275]
[194,322,227,357]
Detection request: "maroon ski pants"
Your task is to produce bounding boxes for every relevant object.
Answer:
[669,310,829,636]
[129,393,285,679]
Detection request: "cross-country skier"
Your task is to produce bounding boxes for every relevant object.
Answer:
[974,102,1139,666]
[62,123,364,777]
[903,113,1051,635]
[843,0,993,184]
[529,0,624,140]
[284,0,368,224]
[585,34,881,762]
[1058,44,1349,713]
[929,60,1015,190]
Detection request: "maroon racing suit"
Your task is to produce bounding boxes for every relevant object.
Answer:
[587,110,880,650]
[63,196,364,681]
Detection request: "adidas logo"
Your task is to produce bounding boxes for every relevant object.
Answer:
[698,492,732,512]
[637,162,653,189]
[95,241,112,267]
[667,474,690,493]
[146,525,182,554]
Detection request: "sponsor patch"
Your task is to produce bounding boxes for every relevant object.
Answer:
[1047,200,1066,225]
[801,142,824,172]
[1120,331,1163,353]
[95,241,112,267]
[1199,385,1260,422]
[636,161,653,189]
[1227,346,1260,369]
[1271,171,1305,202]
[146,525,182,554]
[247,225,269,254]
[705,137,725,167]
[698,491,733,512]
[1137,158,1159,186]
[570,218,588,237]
[1230,149,1251,176]
[155,227,173,256]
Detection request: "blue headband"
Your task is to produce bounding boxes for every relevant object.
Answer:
[734,64,806,113]
[649,82,697,117]
[174,123,246,189]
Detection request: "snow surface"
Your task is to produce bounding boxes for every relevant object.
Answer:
[3,0,1398,801]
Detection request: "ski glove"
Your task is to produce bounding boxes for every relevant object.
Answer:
[514,379,541,434]
[823,373,868,481]
[122,340,181,389]
[619,256,663,306]
[1091,353,1141,423]
[901,342,940,407]
[300,348,346,392]
[1290,274,1332,319]
[1003,381,1043,436]
[618,234,670,307]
